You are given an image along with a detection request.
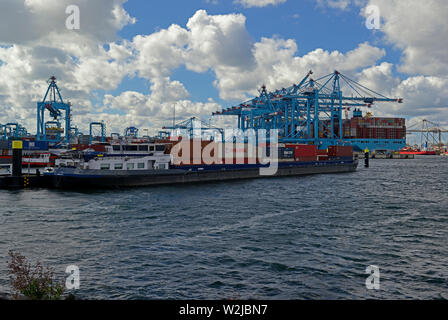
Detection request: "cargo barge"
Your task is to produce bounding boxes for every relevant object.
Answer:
[45,160,357,189]
[0,141,358,189]
[43,142,357,189]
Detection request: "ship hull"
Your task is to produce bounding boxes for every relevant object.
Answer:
[47,160,358,189]
[400,151,436,155]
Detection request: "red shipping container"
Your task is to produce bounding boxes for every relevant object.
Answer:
[70,144,89,150]
[285,144,317,157]
[328,146,353,157]
[88,144,106,152]
[317,149,327,156]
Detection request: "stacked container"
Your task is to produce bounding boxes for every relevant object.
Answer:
[338,116,406,139]
[285,144,318,162]
[327,146,353,161]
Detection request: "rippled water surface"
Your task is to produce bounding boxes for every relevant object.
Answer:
[1,156,447,299]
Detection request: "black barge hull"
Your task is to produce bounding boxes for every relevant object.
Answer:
[47,161,358,189]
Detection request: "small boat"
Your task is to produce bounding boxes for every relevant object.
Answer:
[400,147,436,155]
[0,151,57,167]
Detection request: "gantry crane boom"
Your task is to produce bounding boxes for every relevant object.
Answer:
[213,70,403,148]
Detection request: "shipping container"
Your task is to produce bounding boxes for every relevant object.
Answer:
[23,140,49,151]
[88,144,107,152]
[328,146,353,157]
[348,116,405,139]
[70,144,89,151]
[317,149,327,156]
[285,144,317,158]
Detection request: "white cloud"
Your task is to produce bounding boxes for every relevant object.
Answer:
[131,9,385,102]
[0,40,136,132]
[0,0,135,50]
[102,90,221,134]
[185,10,255,72]
[355,63,448,126]
[318,0,448,77]
[316,0,356,11]
[0,0,137,133]
[317,0,448,78]
[362,0,448,77]
[314,0,448,125]
[393,76,448,121]
[133,25,189,79]
[210,38,385,100]
[356,62,399,97]
[0,6,391,133]
[235,0,287,8]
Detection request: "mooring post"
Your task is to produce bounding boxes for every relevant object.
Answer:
[12,141,23,177]
[364,148,369,168]
[9,140,23,188]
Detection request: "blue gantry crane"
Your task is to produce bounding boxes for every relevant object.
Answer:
[213,70,403,149]
[36,76,71,144]
[89,122,106,144]
[1,123,28,140]
[125,126,139,138]
[163,117,223,140]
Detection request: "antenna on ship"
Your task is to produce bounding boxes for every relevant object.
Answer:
[172,104,176,135]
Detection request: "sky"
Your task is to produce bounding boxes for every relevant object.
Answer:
[0,0,447,137]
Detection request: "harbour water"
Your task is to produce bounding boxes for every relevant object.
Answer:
[0,156,447,299]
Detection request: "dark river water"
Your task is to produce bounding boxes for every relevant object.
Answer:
[1,156,447,299]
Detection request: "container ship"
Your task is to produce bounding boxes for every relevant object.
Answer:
[320,109,406,152]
